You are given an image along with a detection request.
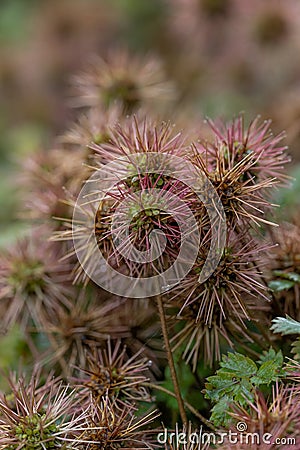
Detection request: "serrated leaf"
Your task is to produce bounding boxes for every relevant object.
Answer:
[210,397,231,428]
[251,360,282,385]
[220,352,257,377]
[259,348,283,366]
[234,379,254,405]
[205,349,285,428]
[269,279,295,292]
[273,271,300,283]
[292,338,300,359]
[205,374,238,402]
[271,316,300,335]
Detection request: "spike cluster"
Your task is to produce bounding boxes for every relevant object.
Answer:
[0,46,295,447]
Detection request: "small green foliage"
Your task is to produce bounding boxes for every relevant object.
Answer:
[258,348,284,372]
[269,279,295,292]
[269,271,300,293]
[273,271,300,283]
[209,396,230,427]
[270,317,300,362]
[219,352,257,377]
[252,356,285,385]
[204,350,285,427]
[292,338,300,359]
[271,316,300,335]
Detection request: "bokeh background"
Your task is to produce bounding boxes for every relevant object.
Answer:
[1,0,300,243]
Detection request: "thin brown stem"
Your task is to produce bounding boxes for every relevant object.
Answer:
[143,381,216,431]
[156,294,188,426]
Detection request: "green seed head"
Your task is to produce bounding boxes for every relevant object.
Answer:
[12,413,59,450]
[9,261,46,296]
[127,192,166,231]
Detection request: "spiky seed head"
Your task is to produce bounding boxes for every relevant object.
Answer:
[43,294,130,376]
[0,369,87,450]
[0,228,73,331]
[72,50,174,113]
[75,339,152,407]
[79,395,158,449]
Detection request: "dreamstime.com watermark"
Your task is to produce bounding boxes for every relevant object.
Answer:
[157,422,297,447]
[72,153,227,297]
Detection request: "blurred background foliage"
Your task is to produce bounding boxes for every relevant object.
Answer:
[0,0,299,240]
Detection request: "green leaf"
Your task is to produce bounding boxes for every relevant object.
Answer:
[251,360,283,385]
[204,349,285,428]
[233,379,254,405]
[259,348,283,366]
[271,316,300,335]
[273,271,300,283]
[210,397,231,428]
[220,352,258,377]
[205,373,239,402]
[269,280,295,292]
[292,338,300,359]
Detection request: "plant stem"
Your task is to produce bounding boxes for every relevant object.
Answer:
[143,381,216,431]
[156,294,188,426]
